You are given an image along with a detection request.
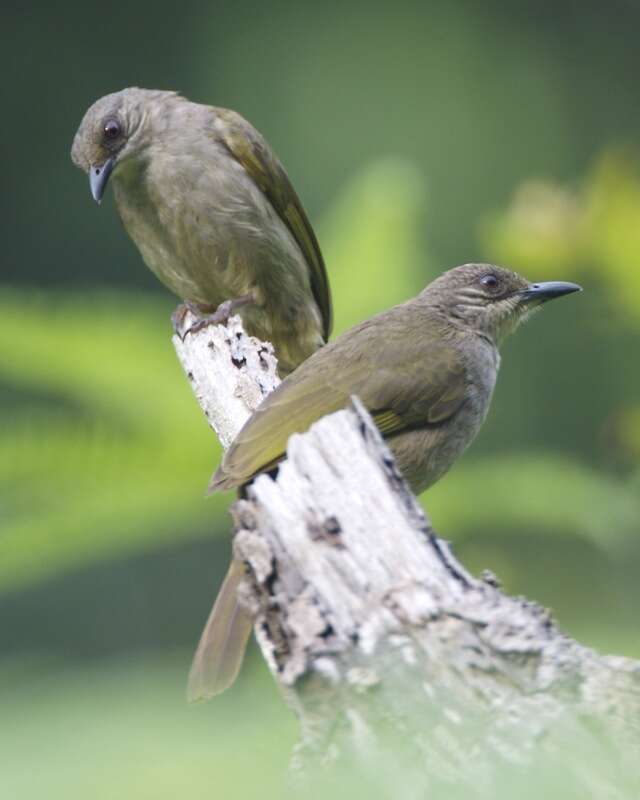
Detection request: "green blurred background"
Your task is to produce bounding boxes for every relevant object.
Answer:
[2,1,640,796]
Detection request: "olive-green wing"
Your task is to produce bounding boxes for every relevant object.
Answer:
[215,108,332,340]
[209,369,349,492]
[210,311,468,491]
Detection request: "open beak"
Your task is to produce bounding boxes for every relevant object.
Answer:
[89,157,115,203]
[520,281,582,304]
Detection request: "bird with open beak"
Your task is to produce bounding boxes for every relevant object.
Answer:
[188,262,582,701]
[70,88,332,375]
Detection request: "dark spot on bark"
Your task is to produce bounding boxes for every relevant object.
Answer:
[481,569,501,589]
[187,371,194,381]
[258,347,270,370]
[265,558,278,595]
[325,516,341,536]
[308,515,344,547]
[231,355,246,369]
[319,623,335,640]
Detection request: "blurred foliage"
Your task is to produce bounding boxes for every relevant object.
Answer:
[482,148,640,463]
[323,158,431,332]
[482,148,640,326]
[2,654,637,800]
[0,293,220,590]
[426,452,640,548]
[0,655,296,800]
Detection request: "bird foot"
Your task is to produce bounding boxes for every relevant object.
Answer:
[171,301,211,338]
[172,296,253,340]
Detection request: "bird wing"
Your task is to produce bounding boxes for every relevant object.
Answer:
[210,308,468,491]
[215,108,332,340]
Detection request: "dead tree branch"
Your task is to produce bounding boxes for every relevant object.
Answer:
[173,313,640,797]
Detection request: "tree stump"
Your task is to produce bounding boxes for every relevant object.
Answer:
[173,312,640,797]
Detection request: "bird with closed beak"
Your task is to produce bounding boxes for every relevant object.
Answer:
[70,88,332,375]
[188,262,582,702]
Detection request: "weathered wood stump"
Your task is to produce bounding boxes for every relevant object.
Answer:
[173,312,640,797]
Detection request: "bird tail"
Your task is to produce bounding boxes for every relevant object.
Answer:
[187,558,253,702]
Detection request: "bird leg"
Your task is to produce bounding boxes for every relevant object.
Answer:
[172,295,255,339]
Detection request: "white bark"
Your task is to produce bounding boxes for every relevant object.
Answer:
[173,313,640,796]
[172,311,280,449]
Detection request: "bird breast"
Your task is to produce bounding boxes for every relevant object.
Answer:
[111,140,309,310]
[392,336,499,495]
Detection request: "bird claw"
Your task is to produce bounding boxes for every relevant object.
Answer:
[171,301,210,339]
[172,297,253,340]
[187,301,236,335]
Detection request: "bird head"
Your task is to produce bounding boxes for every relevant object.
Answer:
[70,87,178,203]
[423,263,581,344]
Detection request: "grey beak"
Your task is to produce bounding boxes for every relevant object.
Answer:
[521,281,582,303]
[89,157,115,203]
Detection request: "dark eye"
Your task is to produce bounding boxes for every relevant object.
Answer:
[103,118,121,140]
[480,274,499,289]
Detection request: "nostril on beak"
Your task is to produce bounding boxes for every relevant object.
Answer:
[88,156,115,203]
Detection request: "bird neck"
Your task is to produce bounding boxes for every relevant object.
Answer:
[425,303,500,350]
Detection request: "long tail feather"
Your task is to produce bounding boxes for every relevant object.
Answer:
[187,558,253,702]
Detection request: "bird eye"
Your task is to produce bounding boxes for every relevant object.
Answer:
[103,118,121,140]
[480,274,499,289]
